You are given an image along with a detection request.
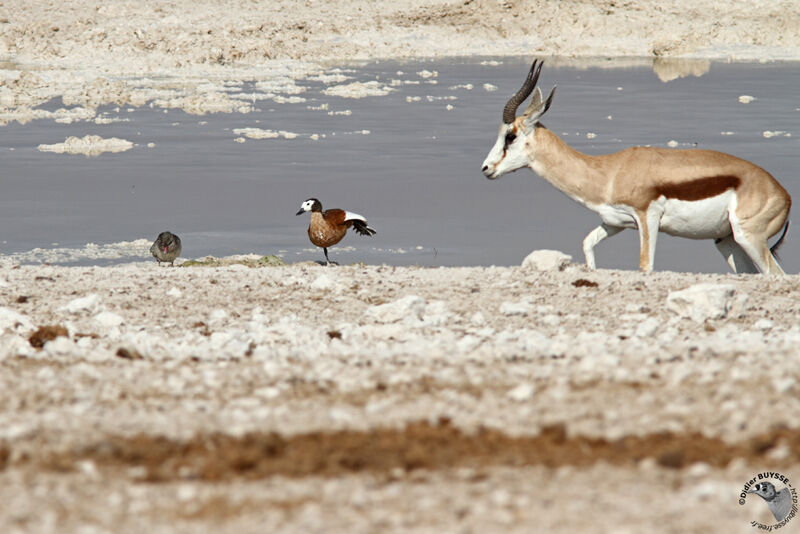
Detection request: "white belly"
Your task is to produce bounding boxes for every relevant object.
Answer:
[590,190,734,239]
[659,191,734,239]
[594,203,639,229]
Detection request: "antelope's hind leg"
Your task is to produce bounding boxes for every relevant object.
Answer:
[714,235,758,274]
[582,224,623,269]
[729,228,786,274]
[767,250,786,274]
[730,210,787,274]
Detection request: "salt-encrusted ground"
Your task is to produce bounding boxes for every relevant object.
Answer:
[3,0,800,124]
[0,259,798,532]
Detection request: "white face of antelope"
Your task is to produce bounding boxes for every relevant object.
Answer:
[481,59,555,181]
[481,121,533,180]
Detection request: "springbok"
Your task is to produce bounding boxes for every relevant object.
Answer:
[481,60,791,274]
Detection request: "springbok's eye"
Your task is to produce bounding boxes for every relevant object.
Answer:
[504,132,517,146]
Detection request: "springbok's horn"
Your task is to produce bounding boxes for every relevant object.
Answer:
[502,60,543,124]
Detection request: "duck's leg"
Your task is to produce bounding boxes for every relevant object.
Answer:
[324,247,332,266]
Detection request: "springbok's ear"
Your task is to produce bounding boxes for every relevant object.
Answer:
[522,86,557,130]
[526,87,543,114]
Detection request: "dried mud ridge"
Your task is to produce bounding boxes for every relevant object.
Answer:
[7,420,799,482]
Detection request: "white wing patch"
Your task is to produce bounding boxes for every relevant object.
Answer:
[344,211,367,223]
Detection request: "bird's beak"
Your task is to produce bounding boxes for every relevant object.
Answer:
[296,209,305,216]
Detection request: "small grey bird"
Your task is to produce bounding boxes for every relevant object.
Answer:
[150,231,182,266]
[748,481,792,522]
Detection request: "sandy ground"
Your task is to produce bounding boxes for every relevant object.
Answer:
[2,1,800,532]
[1,259,799,532]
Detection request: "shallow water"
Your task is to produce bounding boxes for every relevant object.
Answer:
[1,57,798,272]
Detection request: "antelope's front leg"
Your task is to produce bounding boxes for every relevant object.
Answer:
[636,206,664,272]
[583,224,623,269]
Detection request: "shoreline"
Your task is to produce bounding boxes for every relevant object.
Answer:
[3,0,800,122]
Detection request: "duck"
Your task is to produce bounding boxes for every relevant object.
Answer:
[150,231,182,266]
[296,198,376,265]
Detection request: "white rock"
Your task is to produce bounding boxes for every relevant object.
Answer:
[280,276,301,287]
[507,383,536,401]
[209,331,234,350]
[754,318,774,330]
[77,460,99,479]
[328,407,355,423]
[44,336,75,356]
[620,313,648,322]
[470,311,486,325]
[500,301,531,316]
[665,284,739,322]
[540,314,561,326]
[177,484,198,502]
[738,95,756,104]
[772,376,795,393]
[0,334,35,358]
[767,443,792,460]
[60,293,101,314]
[686,462,712,478]
[491,489,512,507]
[521,250,572,271]
[691,481,718,501]
[310,274,334,291]
[255,386,281,399]
[0,307,34,333]
[634,317,660,338]
[209,309,228,323]
[423,300,451,326]
[363,295,426,324]
[94,311,124,328]
[166,287,182,298]
[457,334,481,353]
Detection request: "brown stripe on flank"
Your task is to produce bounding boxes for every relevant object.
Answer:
[655,175,741,201]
